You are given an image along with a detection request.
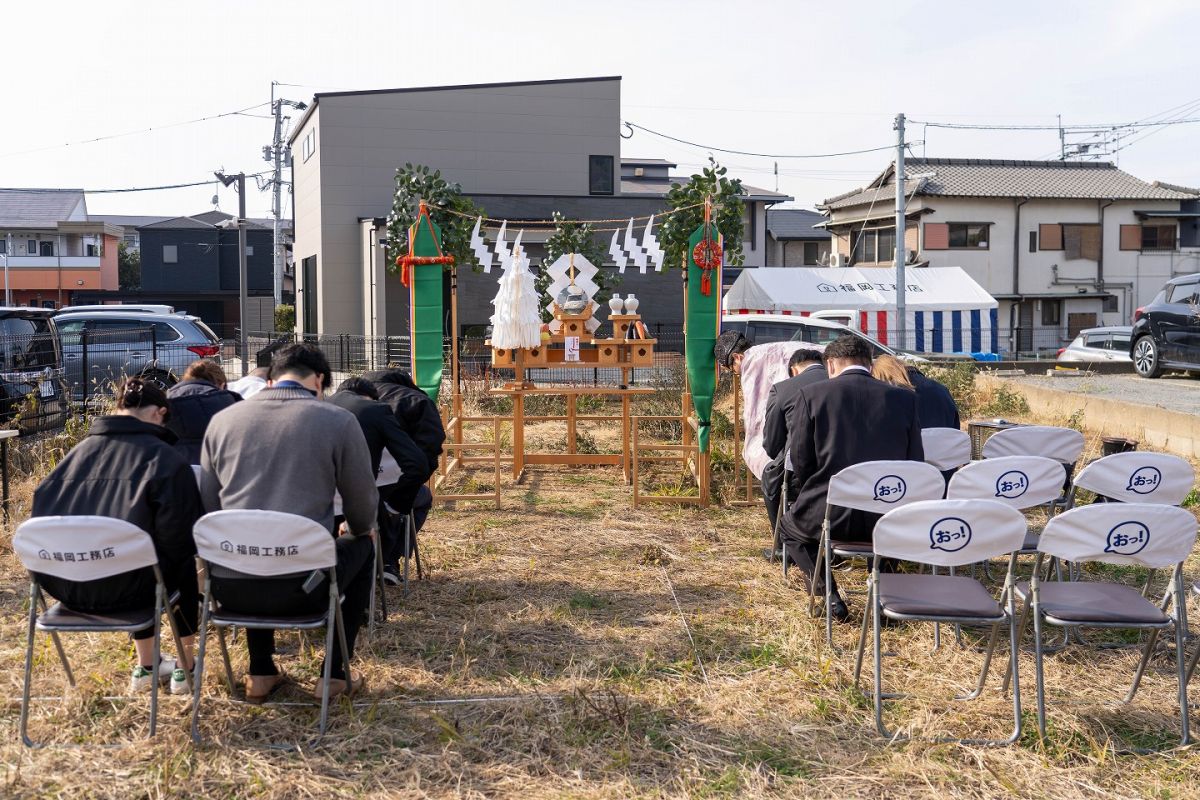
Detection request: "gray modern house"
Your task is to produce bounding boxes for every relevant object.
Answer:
[287,76,790,337]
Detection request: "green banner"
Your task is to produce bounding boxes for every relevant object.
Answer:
[685,223,721,452]
[410,214,444,404]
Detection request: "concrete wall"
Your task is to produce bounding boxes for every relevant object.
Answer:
[292,104,322,335]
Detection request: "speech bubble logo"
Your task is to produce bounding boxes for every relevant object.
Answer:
[1104,521,1151,556]
[995,470,1029,500]
[1126,466,1162,495]
[873,475,907,503]
[930,517,973,552]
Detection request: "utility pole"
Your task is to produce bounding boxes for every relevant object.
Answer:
[266,83,309,309]
[1058,114,1065,160]
[3,233,11,306]
[215,171,249,376]
[894,112,907,351]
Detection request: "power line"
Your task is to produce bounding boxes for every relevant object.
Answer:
[910,114,1200,131]
[0,171,270,195]
[623,121,906,159]
[0,102,272,160]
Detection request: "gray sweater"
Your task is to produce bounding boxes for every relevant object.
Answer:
[200,386,378,534]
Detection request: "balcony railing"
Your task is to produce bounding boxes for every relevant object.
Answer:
[2,256,101,268]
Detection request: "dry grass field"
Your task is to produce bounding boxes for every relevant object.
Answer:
[2,371,1200,798]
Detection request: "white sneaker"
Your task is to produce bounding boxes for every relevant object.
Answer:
[129,658,177,693]
[169,666,192,696]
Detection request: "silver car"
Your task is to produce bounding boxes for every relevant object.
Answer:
[53,308,222,398]
[1056,326,1133,364]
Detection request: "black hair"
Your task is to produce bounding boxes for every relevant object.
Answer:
[714,330,752,368]
[338,376,379,399]
[788,348,824,370]
[116,377,169,417]
[269,342,333,389]
[822,334,874,365]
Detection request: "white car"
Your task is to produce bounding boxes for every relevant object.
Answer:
[720,312,932,362]
[1056,326,1133,365]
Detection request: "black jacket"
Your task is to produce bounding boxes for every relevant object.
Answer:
[763,364,828,460]
[30,416,204,610]
[906,367,961,430]
[362,370,446,468]
[328,390,429,486]
[165,379,241,464]
[784,369,924,544]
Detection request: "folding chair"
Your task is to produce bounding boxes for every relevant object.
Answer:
[333,492,388,632]
[1067,451,1195,508]
[13,516,188,748]
[1017,503,1196,746]
[982,425,1085,510]
[852,498,1028,744]
[810,460,946,645]
[189,509,355,743]
[921,427,972,491]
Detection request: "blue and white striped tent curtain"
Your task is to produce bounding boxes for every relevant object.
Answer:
[860,309,1000,355]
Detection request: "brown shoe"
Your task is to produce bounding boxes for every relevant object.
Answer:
[243,672,289,704]
[313,671,365,701]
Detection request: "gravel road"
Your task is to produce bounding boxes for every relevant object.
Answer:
[1005,371,1200,415]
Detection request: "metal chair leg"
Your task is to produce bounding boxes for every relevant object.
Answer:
[316,591,338,739]
[148,584,163,739]
[20,583,39,748]
[852,575,872,688]
[1032,599,1049,740]
[401,514,412,596]
[36,592,74,686]
[190,594,213,744]
[217,627,235,695]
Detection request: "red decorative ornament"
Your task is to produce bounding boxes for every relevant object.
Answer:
[693,239,722,296]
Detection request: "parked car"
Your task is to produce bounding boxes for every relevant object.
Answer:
[1056,326,1133,365]
[1130,274,1200,378]
[720,313,928,362]
[0,308,70,433]
[53,307,222,398]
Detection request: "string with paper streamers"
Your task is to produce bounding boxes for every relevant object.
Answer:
[489,243,542,349]
[608,228,629,273]
[643,215,665,272]
[470,217,493,274]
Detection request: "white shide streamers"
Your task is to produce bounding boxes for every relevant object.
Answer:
[489,241,542,350]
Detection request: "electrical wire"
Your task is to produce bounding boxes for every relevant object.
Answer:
[0,102,272,160]
[0,171,270,195]
[623,121,906,159]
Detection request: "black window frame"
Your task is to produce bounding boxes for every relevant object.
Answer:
[1141,223,1177,252]
[947,222,990,250]
[1041,299,1062,326]
[588,154,614,196]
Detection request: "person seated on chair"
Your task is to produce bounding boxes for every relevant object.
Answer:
[761,348,827,533]
[227,366,270,400]
[783,334,924,622]
[31,378,203,695]
[328,377,429,586]
[905,364,960,430]
[200,343,378,702]
[166,359,241,465]
[361,368,443,576]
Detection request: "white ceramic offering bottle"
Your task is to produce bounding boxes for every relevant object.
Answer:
[608,294,623,315]
[624,293,639,314]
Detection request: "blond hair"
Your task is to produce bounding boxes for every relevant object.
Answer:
[871,354,913,389]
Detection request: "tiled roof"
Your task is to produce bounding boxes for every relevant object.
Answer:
[139,216,219,230]
[0,188,86,228]
[89,214,171,229]
[821,158,1196,210]
[140,212,273,231]
[767,208,829,240]
[619,178,791,202]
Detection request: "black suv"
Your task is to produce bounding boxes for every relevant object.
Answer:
[0,308,70,432]
[1130,273,1200,378]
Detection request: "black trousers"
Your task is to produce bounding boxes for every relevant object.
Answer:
[210,535,374,680]
[760,455,785,531]
[41,558,200,642]
[379,484,431,568]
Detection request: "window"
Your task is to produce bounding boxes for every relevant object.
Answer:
[162,245,178,264]
[150,322,182,342]
[803,241,820,265]
[852,231,875,263]
[301,128,316,163]
[852,228,897,263]
[27,240,36,254]
[0,316,57,370]
[0,240,5,255]
[123,234,137,244]
[86,244,96,257]
[1028,231,1037,253]
[1168,282,1197,304]
[245,245,254,256]
[1141,224,1176,251]
[1102,295,1119,313]
[1111,334,1131,351]
[876,228,896,260]
[1083,333,1108,350]
[1063,224,1101,261]
[1041,299,1062,326]
[588,155,614,195]
[948,223,989,249]
[39,241,53,257]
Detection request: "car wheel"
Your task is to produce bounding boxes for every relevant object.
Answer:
[1132,336,1163,379]
[140,369,177,392]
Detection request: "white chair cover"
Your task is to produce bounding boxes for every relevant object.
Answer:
[947,456,1066,510]
[1038,503,1197,569]
[376,452,402,487]
[921,428,971,471]
[13,516,159,581]
[193,510,336,577]
[982,425,1085,465]
[826,460,947,513]
[872,498,1028,568]
[1072,451,1195,506]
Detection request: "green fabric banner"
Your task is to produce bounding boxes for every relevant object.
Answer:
[685,223,721,453]
[410,214,444,404]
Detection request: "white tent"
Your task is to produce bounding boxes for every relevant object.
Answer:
[723,267,1000,354]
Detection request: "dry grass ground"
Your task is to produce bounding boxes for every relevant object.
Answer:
[2,379,1200,798]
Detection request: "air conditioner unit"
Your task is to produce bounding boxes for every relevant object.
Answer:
[829,253,845,267]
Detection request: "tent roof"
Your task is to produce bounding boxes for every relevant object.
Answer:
[723,267,997,314]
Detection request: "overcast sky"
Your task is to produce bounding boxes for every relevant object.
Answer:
[4,0,1197,219]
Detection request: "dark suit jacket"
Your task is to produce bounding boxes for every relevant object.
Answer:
[328,391,429,491]
[785,369,924,544]
[907,367,961,430]
[763,364,828,460]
